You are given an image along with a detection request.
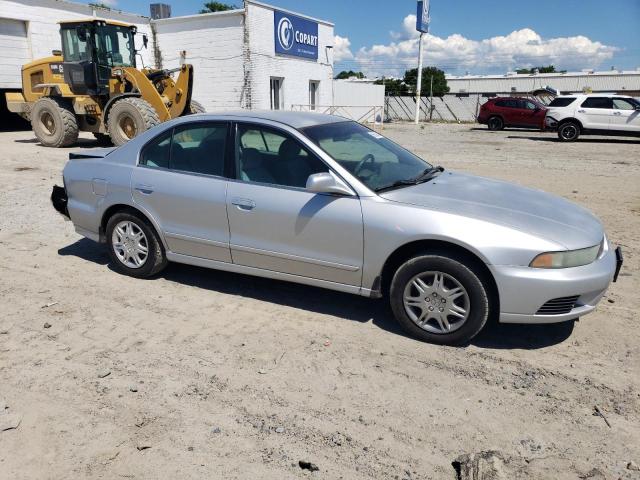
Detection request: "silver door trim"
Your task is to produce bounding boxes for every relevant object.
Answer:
[230,243,361,272]
[166,251,371,296]
[165,231,229,249]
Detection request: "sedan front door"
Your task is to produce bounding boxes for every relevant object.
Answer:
[225,123,364,286]
[132,122,232,262]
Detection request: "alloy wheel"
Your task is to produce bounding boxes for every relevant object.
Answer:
[403,271,470,334]
[111,220,148,268]
[560,124,578,140]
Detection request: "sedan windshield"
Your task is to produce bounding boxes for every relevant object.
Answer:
[302,121,432,191]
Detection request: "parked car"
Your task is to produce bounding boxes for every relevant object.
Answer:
[478,97,547,130]
[545,94,640,141]
[52,111,622,345]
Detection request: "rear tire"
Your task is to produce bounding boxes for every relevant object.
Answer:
[557,121,580,142]
[31,97,79,147]
[105,211,167,278]
[487,116,504,131]
[389,254,490,345]
[107,97,160,146]
[188,99,206,114]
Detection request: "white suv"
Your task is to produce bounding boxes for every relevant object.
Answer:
[545,94,640,141]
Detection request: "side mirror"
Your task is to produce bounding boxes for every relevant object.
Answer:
[306,172,354,196]
[635,105,640,111]
[142,34,149,49]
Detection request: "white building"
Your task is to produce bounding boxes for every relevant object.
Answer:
[0,0,335,123]
[446,70,640,96]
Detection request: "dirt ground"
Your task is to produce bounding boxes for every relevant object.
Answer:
[0,123,638,480]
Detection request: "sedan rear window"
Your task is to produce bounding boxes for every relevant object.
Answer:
[548,97,576,107]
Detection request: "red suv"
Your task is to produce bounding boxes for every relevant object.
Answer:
[478,97,547,130]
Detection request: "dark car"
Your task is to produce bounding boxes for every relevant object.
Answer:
[478,97,547,130]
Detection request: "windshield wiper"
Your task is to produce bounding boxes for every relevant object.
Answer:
[374,166,444,193]
[374,179,421,193]
[412,165,444,183]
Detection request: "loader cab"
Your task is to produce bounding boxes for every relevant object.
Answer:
[59,20,137,96]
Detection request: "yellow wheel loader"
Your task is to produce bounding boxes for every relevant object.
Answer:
[5,19,204,147]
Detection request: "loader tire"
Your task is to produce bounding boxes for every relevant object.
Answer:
[107,97,160,146]
[31,97,79,148]
[188,100,206,114]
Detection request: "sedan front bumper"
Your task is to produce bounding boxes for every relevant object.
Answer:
[490,241,620,324]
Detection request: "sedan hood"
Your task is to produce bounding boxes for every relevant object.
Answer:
[379,171,603,250]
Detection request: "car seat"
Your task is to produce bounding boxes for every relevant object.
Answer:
[240,148,275,184]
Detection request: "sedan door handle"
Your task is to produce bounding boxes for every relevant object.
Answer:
[577,109,586,113]
[231,197,256,211]
[134,184,154,195]
[612,111,622,116]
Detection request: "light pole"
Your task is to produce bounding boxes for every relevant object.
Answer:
[414,0,430,124]
[414,32,424,124]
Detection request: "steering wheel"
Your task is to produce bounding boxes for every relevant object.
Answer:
[354,153,375,176]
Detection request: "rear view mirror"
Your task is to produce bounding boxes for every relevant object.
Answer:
[143,34,149,49]
[306,172,354,196]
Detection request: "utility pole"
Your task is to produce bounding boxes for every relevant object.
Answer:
[414,0,430,124]
[414,32,424,124]
[429,75,433,121]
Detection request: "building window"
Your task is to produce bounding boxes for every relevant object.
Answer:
[309,81,320,110]
[270,77,283,110]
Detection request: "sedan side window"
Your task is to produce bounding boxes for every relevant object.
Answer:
[235,124,328,188]
[140,130,172,168]
[581,97,613,109]
[171,123,228,176]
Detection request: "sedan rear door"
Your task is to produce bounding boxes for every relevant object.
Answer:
[131,122,232,262]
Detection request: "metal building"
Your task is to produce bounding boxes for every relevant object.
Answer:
[446,70,640,96]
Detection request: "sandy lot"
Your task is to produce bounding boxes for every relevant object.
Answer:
[0,124,638,479]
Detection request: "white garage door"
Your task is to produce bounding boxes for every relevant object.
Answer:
[0,18,31,89]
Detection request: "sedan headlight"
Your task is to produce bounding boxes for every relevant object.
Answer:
[530,240,604,269]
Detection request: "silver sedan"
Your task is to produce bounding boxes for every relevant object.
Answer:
[52,111,622,345]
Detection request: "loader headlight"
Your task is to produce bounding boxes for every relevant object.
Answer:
[112,68,123,77]
[530,240,603,269]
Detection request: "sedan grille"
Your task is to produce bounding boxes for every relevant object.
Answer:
[536,295,580,315]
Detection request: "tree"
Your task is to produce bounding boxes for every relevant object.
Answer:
[403,67,449,97]
[89,2,112,9]
[200,2,237,13]
[515,65,565,74]
[335,70,365,80]
[374,78,410,96]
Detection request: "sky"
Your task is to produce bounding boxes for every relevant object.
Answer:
[89,0,640,77]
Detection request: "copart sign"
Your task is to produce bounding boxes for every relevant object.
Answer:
[274,10,318,60]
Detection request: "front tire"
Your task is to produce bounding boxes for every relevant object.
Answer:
[557,121,580,142]
[389,254,490,345]
[31,97,79,147]
[106,212,167,278]
[487,116,504,131]
[107,97,160,146]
